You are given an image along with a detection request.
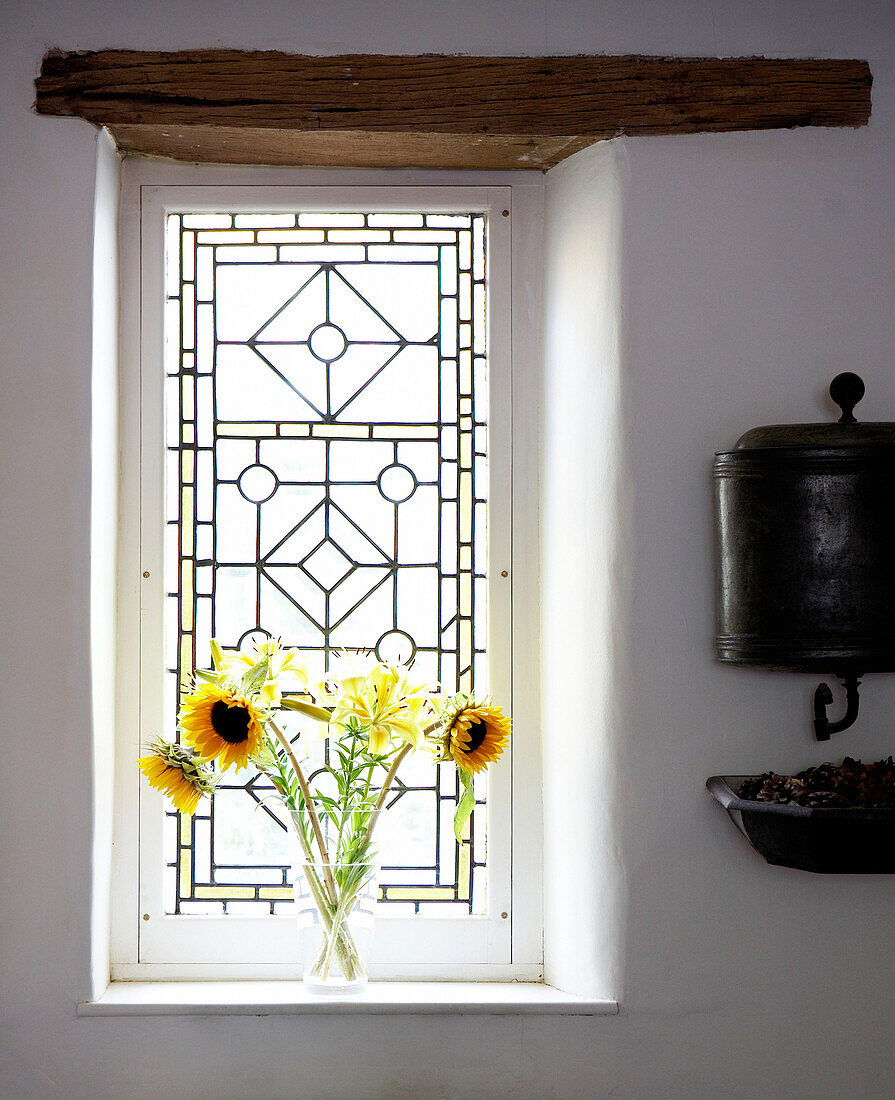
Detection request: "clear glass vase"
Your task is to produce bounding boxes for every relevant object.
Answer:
[292,857,378,994]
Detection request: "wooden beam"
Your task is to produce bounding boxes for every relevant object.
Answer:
[35,51,872,169]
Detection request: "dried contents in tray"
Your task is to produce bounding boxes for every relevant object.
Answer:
[738,757,895,808]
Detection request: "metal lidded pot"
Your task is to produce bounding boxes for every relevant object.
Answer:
[713,373,895,740]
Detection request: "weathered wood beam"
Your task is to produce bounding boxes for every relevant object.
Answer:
[35,50,872,134]
[34,50,872,169]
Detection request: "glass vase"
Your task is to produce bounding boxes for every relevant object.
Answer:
[292,857,378,994]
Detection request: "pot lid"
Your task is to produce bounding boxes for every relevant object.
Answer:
[731,373,895,450]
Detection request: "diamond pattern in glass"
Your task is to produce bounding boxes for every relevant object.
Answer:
[164,210,490,918]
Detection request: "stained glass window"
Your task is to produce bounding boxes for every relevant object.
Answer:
[163,210,491,918]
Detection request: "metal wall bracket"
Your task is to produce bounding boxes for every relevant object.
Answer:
[813,675,862,741]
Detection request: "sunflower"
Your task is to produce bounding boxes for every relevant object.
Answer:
[179,682,266,771]
[137,739,217,815]
[445,699,511,775]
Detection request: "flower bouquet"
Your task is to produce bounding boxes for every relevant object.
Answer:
[139,637,510,992]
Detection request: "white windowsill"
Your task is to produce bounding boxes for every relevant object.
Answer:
[78,981,618,1017]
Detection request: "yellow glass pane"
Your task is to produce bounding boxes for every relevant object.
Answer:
[195,886,256,900]
[259,887,294,900]
[460,618,473,694]
[180,563,193,631]
[180,636,192,680]
[382,887,456,902]
[179,852,192,900]
[278,424,311,437]
[372,424,439,440]
[180,487,194,555]
[460,574,472,617]
[460,472,473,542]
[458,841,471,899]
[460,432,472,469]
[460,619,472,660]
[311,424,369,439]
[181,449,195,484]
[180,813,191,846]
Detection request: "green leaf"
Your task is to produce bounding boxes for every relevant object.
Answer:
[250,744,278,770]
[453,770,475,842]
[241,655,270,693]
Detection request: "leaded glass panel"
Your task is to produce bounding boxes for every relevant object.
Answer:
[163,210,490,917]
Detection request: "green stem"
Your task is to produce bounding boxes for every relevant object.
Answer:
[267,718,338,904]
[359,761,374,808]
[320,891,354,979]
[302,864,367,983]
[259,762,334,924]
[333,724,363,863]
[266,762,358,977]
[262,724,379,985]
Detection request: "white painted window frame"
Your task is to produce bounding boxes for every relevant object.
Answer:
[112,161,544,982]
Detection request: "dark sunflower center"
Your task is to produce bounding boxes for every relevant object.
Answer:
[463,719,488,755]
[210,700,251,744]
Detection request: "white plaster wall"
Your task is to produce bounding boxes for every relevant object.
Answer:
[3,2,895,1097]
[89,127,120,1003]
[541,143,628,1002]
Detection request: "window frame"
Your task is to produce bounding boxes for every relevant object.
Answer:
[112,161,544,982]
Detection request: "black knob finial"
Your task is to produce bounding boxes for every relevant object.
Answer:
[829,372,865,424]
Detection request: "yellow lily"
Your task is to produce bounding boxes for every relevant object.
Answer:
[331,662,436,753]
[212,636,310,704]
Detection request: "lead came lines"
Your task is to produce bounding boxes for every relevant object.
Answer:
[163,211,489,916]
